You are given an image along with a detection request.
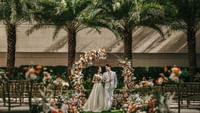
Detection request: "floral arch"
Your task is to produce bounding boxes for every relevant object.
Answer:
[70,48,134,112]
[35,48,168,113]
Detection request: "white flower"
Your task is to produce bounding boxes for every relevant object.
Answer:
[63,82,69,87]
[30,74,37,80]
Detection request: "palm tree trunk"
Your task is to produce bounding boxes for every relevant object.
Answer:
[67,29,76,77]
[187,27,197,77]
[6,24,16,79]
[123,30,133,64]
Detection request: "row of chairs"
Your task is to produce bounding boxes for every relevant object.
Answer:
[0,80,69,111]
[0,80,200,111]
[156,82,200,109]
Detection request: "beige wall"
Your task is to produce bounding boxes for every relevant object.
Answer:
[0,24,200,67]
[0,24,200,53]
[0,52,199,67]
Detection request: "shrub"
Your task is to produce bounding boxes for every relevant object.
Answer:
[134,67,148,80]
[148,67,164,79]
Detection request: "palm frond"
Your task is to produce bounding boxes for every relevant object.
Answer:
[52,25,64,40]
[0,0,32,24]
[167,0,200,32]
[26,24,51,36]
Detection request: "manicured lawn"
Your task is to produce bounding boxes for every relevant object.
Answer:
[84,110,123,113]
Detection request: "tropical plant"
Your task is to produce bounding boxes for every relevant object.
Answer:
[0,0,32,78]
[166,0,200,76]
[86,0,166,65]
[27,0,93,76]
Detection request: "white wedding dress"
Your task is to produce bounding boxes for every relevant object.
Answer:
[83,74,107,112]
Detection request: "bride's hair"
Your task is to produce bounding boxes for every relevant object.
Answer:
[95,66,102,74]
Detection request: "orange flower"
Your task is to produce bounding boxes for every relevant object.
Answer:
[172,67,181,75]
[29,68,36,73]
[36,65,43,69]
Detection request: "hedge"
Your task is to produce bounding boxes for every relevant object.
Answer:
[1,65,199,83]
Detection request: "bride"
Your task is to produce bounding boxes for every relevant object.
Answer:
[83,66,107,112]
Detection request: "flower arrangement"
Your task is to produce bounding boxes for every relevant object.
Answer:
[119,59,134,93]
[70,48,107,112]
[118,59,173,113]
[31,48,107,113]
[30,49,174,113]
[169,65,182,83]
[122,89,173,113]
[25,65,44,80]
[0,69,7,82]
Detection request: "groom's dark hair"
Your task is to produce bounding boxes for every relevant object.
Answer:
[105,64,111,67]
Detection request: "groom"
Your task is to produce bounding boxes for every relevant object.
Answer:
[103,64,118,111]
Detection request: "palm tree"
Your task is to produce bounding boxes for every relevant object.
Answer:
[87,0,165,64]
[27,0,92,76]
[0,0,32,79]
[166,0,200,76]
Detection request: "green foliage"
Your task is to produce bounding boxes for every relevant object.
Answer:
[0,65,193,83]
[198,68,200,73]
[27,0,94,37]
[165,0,200,31]
[87,0,166,39]
[148,67,164,79]
[0,0,33,24]
[134,67,148,80]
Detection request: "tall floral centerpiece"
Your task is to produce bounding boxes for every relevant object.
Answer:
[119,59,135,96]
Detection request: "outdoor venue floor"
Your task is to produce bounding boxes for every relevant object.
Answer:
[0,99,199,113]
